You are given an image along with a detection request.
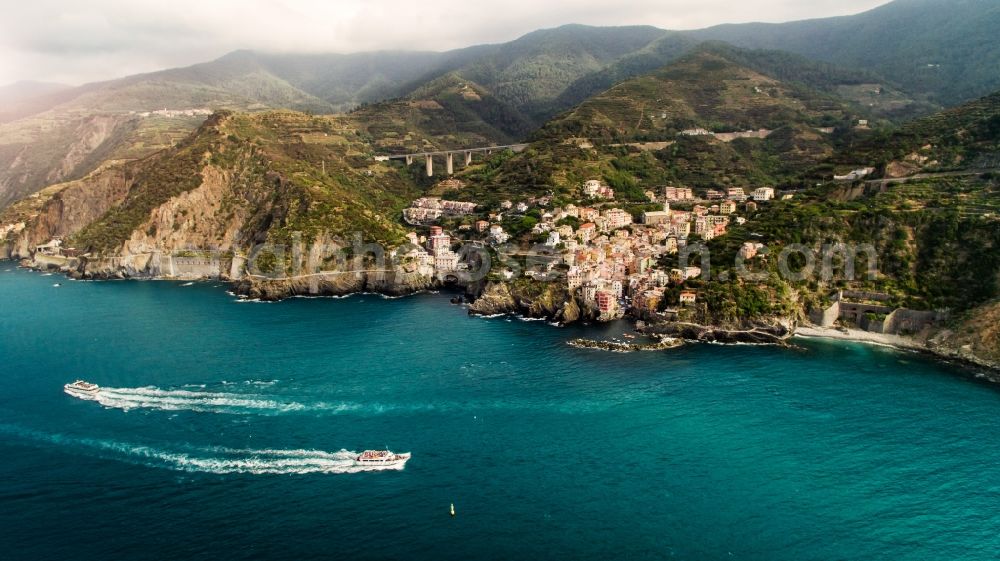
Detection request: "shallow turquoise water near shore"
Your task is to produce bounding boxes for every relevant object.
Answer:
[1,266,998,560]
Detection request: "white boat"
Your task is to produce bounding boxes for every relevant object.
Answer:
[64,380,100,399]
[354,449,411,468]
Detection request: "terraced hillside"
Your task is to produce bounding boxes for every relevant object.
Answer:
[839,92,1000,176]
[443,49,858,205]
[348,74,535,153]
[540,49,850,142]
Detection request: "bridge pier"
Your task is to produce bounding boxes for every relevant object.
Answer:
[380,144,527,170]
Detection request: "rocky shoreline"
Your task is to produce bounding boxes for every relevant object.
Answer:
[5,258,999,379]
[229,271,440,302]
[639,320,795,346]
[466,280,592,323]
[567,337,684,353]
[794,325,1000,383]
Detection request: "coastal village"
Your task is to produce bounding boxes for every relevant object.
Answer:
[400,178,780,321]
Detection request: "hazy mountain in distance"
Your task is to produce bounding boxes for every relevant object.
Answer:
[3,0,998,210]
[0,81,74,122]
[6,0,997,126]
[0,25,670,127]
[412,24,669,121]
[0,25,674,208]
[0,81,72,103]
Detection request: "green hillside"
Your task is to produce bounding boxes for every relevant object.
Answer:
[688,0,1000,107]
[418,50,863,213]
[2,4,996,213]
[72,111,418,253]
[826,91,1000,177]
[434,24,669,121]
[555,38,930,121]
[539,49,852,142]
[349,74,534,152]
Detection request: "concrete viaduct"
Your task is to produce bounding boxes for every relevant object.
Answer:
[375,144,528,177]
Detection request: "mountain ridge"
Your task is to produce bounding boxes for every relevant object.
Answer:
[3,0,997,212]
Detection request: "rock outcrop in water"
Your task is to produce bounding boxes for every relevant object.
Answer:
[640,319,794,345]
[567,337,684,352]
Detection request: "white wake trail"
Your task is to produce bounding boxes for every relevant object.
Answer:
[0,424,405,475]
[92,386,310,414]
[125,446,401,475]
[71,385,609,416]
[81,386,441,416]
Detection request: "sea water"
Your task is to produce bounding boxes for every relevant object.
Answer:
[0,267,997,560]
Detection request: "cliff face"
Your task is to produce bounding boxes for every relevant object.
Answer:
[468,282,518,315]
[234,269,438,301]
[2,110,425,294]
[31,173,127,257]
[1,164,131,259]
[468,280,600,324]
[0,114,138,209]
[928,300,1000,374]
[46,115,128,185]
[77,160,266,279]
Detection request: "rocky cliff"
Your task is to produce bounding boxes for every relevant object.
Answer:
[233,269,438,301]
[0,114,141,209]
[1,110,423,291]
[927,300,1000,376]
[1,164,130,259]
[468,279,602,324]
[641,319,794,345]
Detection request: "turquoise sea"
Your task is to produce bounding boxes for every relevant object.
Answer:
[0,265,998,560]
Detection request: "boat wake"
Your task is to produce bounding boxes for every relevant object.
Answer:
[136,445,402,475]
[70,384,611,415]
[90,386,312,414]
[0,423,402,475]
[81,386,441,416]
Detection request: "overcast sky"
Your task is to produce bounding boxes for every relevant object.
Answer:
[0,0,890,87]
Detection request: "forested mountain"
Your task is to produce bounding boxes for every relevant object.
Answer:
[827,91,1000,177]
[3,0,997,212]
[438,49,860,207]
[349,74,536,151]
[688,0,1000,106]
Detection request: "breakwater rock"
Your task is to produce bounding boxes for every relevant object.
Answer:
[567,337,684,353]
[641,320,793,345]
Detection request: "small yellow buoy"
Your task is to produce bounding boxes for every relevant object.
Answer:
[450,503,456,517]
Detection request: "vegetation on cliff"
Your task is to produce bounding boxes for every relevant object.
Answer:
[71,110,420,254]
[828,91,1000,176]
